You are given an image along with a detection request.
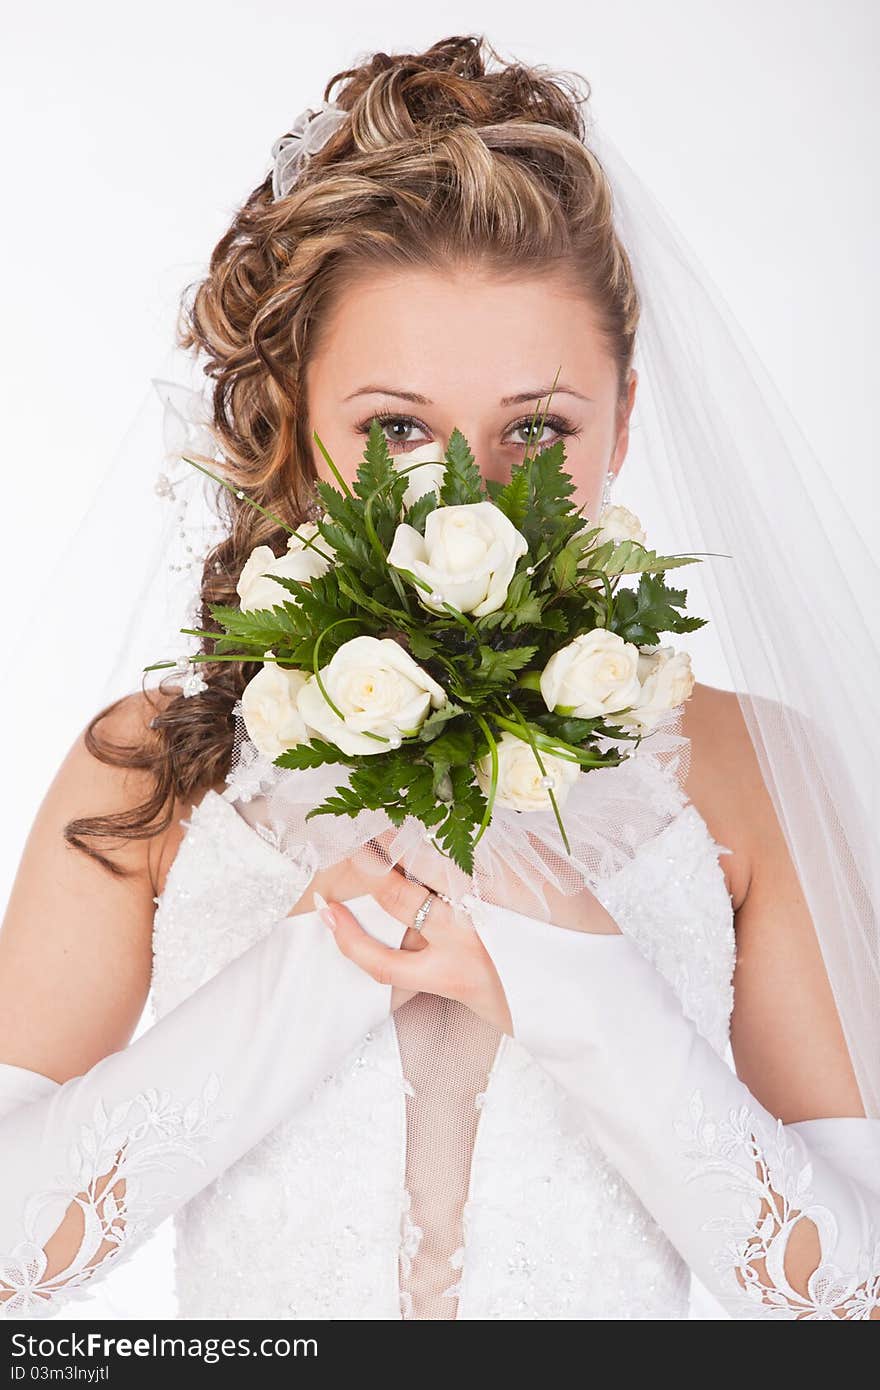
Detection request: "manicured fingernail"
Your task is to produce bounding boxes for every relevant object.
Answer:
[312,889,337,931]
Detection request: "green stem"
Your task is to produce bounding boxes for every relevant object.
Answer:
[179,456,334,562]
[472,713,499,848]
[287,524,335,564]
[180,457,290,536]
[492,713,614,767]
[362,488,385,565]
[312,430,354,497]
[364,486,412,616]
[312,618,388,744]
[520,364,562,465]
[391,566,479,638]
[603,572,615,629]
[395,458,440,483]
[515,671,542,693]
[501,701,571,855]
[144,653,266,671]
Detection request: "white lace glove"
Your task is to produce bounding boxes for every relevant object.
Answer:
[465,898,880,1320]
[0,894,408,1320]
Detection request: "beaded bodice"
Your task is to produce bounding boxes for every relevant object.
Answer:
[150,788,736,1320]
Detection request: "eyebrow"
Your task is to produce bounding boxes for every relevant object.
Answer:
[342,385,594,405]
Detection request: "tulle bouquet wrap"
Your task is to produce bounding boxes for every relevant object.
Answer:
[150,410,707,916]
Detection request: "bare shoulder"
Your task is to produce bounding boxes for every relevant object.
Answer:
[44,687,174,875]
[0,687,177,1081]
[84,687,226,902]
[679,681,771,912]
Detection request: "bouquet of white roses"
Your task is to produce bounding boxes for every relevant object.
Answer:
[150,412,705,875]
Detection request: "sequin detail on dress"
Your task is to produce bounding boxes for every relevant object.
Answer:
[150,789,734,1317]
[150,789,736,1319]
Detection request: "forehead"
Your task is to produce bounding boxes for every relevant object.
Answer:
[307,264,614,397]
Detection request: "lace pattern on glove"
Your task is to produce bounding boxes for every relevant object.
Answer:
[0,1073,222,1318]
[676,1088,880,1320]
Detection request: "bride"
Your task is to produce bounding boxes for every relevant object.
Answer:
[1,34,879,1321]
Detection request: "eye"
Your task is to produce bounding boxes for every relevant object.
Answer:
[354,410,581,453]
[355,413,431,452]
[505,414,579,449]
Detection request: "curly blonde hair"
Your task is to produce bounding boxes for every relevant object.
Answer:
[68,31,641,877]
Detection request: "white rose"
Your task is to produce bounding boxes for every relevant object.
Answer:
[617,645,695,733]
[578,506,647,589]
[539,628,642,718]
[387,501,528,616]
[476,732,581,812]
[595,503,647,548]
[237,529,331,613]
[296,634,446,755]
[393,442,447,509]
[241,658,311,758]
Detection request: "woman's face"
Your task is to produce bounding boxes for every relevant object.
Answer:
[304,263,636,518]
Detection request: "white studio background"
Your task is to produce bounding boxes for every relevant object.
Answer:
[1,1,877,1321]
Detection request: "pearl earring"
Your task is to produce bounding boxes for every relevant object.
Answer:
[600,469,614,513]
[303,490,323,523]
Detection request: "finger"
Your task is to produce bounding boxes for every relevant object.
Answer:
[292,843,402,916]
[402,838,470,900]
[301,843,415,915]
[398,925,430,953]
[323,899,432,989]
[288,854,368,916]
[365,866,442,941]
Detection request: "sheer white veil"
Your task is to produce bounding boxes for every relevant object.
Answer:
[6,104,878,1119]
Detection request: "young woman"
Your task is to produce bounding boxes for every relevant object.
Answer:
[1,34,877,1321]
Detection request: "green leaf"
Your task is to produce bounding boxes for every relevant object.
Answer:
[305,750,408,822]
[502,572,532,609]
[307,789,364,820]
[404,763,447,824]
[206,600,302,645]
[273,739,356,770]
[406,627,444,661]
[439,427,484,506]
[422,725,475,768]
[432,765,455,802]
[475,644,539,685]
[433,765,487,875]
[317,520,375,574]
[533,712,607,744]
[552,546,579,589]
[587,538,702,577]
[610,571,707,645]
[264,570,354,635]
[492,465,530,528]
[353,417,398,504]
[506,597,544,630]
[418,701,466,741]
[482,571,544,629]
[314,479,362,531]
[520,441,578,550]
[536,608,568,633]
[404,489,438,533]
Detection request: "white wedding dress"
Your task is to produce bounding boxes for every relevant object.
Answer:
[148,783,737,1320]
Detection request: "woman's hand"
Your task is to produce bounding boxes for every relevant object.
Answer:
[285,829,620,1033]
[313,881,514,1034]
[284,838,508,1024]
